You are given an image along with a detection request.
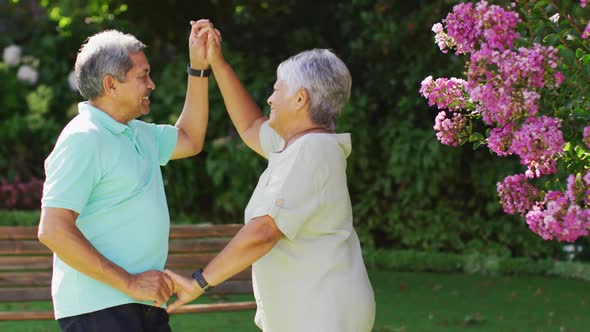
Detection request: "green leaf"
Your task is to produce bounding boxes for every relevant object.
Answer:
[576,48,584,59]
[543,33,560,45]
[559,48,576,65]
[533,0,549,11]
[469,132,485,142]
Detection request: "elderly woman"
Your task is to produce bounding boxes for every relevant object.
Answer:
[165,27,375,332]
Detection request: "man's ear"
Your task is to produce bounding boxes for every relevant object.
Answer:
[103,75,118,96]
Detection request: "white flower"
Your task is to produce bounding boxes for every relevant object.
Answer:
[3,44,22,67]
[16,65,38,85]
[549,13,560,24]
[431,23,443,34]
[67,71,77,91]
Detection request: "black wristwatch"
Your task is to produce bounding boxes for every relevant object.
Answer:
[186,65,211,77]
[191,268,214,292]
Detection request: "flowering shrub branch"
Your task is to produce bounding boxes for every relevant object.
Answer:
[420,0,590,242]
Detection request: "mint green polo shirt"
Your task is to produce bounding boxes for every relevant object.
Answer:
[41,102,178,319]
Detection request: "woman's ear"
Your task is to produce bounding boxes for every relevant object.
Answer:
[294,87,309,110]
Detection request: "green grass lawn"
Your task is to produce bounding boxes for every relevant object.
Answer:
[1,270,588,332]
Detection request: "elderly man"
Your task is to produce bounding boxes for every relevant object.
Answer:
[38,20,213,331]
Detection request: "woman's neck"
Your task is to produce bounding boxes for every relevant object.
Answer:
[282,125,333,150]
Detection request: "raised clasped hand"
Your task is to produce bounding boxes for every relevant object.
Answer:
[189,19,223,69]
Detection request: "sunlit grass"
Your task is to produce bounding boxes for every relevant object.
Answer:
[1,270,588,332]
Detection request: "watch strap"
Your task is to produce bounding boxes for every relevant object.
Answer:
[187,65,211,77]
[191,268,213,291]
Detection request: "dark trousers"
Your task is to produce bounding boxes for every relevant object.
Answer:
[57,303,171,332]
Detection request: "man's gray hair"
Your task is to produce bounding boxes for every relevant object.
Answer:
[74,30,146,100]
[276,49,351,131]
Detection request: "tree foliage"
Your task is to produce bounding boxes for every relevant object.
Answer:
[0,0,566,258]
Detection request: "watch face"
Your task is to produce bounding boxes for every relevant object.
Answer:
[192,269,210,291]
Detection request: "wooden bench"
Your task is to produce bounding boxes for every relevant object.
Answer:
[0,224,256,321]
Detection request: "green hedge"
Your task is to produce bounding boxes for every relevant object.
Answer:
[362,248,590,281]
[0,210,40,226]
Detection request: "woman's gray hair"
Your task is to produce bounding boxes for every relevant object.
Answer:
[276,49,351,131]
[74,30,146,100]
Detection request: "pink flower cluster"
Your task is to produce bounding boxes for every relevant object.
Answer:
[487,124,516,156]
[433,111,467,147]
[582,0,587,8]
[525,172,590,242]
[436,1,520,54]
[467,45,559,126]
[419,76,469,112]
[420,1,590,242]
[497,174,539,215]
[511,116,565,178]
[0,177,43,209]
[420,76,471,146]
[488,116,564,179]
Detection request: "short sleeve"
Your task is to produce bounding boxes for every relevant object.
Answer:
[261,144,328,240]
[41,133,101,214]
[152,124,178,166]
[259,121,284,159]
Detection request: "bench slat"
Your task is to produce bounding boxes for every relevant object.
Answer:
[0,256,52,271]
[0,269,251,287]
[0,287,52,302]
[0,224,243,241]
[0,280,252,302]
[0,240,49,255]
[0,301,257,321]
[172,301,256,314]
[165,253,215,268]
[169,225,242,238]
[0,237,232,256]
[0,310,54,321]
[0,227,38,240]
[0,272,52,287]
[169,238,229,254]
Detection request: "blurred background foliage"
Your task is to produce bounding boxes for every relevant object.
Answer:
[0,0,572,259]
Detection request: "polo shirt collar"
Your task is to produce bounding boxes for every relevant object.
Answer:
[78,102,129,135]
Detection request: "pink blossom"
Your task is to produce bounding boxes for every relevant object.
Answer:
[584,22,590,39]
[582,0,587,8]
[481,3,520,50]
[510,116,565,177]
[466,45,557,126]
[525,191,590,242]
[554,72,565,85]
[432,23,444,34]
[566,173,590,205]
[497,173,539,215]
[487,124,516,156]
[443,1,520,54]
[572,171,590,206]
[444,2,482,54]
[420,76,469,112]
[431,23,454,53]
[433,111,468,146]
[524,158,558,179]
